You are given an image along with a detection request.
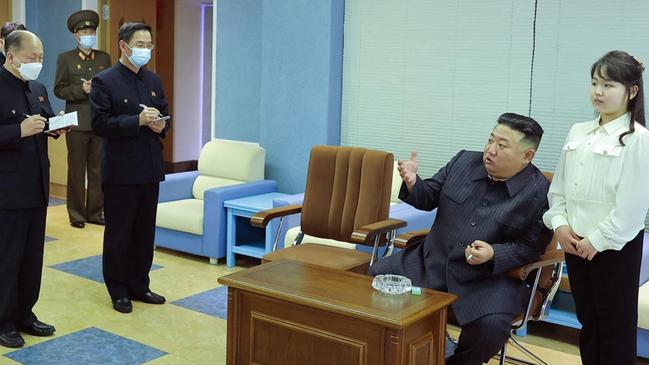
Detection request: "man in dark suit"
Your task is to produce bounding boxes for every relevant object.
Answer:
[369,113,551,365]
[54,10,111,229]
[0,22,26,65]
[0,30,64,348]
[90,22,169,314]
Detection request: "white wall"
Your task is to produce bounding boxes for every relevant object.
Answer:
[173,0,211,162]
[12,0,25,23]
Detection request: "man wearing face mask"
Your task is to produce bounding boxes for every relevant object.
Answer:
[0,30,65,348]
[90,22,169,314]
[54,10,111,229]
[0,22,27,65]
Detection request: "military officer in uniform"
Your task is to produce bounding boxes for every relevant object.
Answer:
[90,22,169,314]
[54,10,111,228]
[0,30,64,348]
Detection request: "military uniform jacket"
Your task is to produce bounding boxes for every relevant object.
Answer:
[0,67,55,209]
[54,48,111,131]
[89,61,170,185]
[395,150,551,325]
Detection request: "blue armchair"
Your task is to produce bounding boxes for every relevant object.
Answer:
[154,140,277,264]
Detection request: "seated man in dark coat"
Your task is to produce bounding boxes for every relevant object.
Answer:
[369,113,551,365]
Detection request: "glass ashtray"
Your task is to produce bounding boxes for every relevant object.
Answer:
[371,274,412,295]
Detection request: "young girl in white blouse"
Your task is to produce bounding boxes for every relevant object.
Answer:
[544,50,649,365]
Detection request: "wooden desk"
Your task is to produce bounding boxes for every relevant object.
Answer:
[218,260,456,365]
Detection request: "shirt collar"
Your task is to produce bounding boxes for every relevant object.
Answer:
[586,113,630,135]
[470,161,536,197]
[503,163,536,197]
[116,59,144,79]
[77,49,95,61]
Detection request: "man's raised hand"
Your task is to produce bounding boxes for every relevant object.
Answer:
[397,150,418,192]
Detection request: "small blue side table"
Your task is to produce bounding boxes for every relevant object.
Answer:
[224,192,289,268]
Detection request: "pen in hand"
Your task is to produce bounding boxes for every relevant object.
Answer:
[139,104,168,125]
[22,113,48,124]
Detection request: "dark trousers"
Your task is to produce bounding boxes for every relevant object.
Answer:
[566,231,643,365]
[0,207,46,333]
[102,183,159,300]
[66,130,103,223]
[447,313,512,365]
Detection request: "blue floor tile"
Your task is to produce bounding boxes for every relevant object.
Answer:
[48,197,65,206]
[49,255,162,284]
[171,285,228,319]
[4,327,166,365]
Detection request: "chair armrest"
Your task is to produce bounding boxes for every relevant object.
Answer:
[506,249,565,281]
[203,180,278,205]
[158,170,200,202]
[351,219,407,245]
[200,180,278,259]
[251,205,303,227]
[394,229,430,249]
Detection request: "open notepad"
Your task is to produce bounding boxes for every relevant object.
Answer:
[48,111,79,131]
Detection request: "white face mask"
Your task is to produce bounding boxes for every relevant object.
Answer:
[78,35,96,49]
[125,43,151,68]
[13,56,43,81]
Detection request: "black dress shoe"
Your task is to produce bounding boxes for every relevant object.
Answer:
[87,217,105,226]
[112,298,132,313]
[133,291,166,305]
[18,320,55,337]
[70,221,85,228]
[0,331,25,348]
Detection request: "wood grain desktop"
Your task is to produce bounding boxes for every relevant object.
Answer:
[218,260,456,365]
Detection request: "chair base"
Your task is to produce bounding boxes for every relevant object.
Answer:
[262,243,371,274]
[497,335,547,365]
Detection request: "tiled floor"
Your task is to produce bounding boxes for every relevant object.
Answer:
[5,328,166,365]
[171,286,229,320]
[0,203,238,365]
[49,255,162,284]
[1,200,645,364]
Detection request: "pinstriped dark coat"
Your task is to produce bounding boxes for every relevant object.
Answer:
[370,150,551,325]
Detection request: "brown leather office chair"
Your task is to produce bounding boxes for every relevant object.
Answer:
[393,171,565,365]
[500,237,564,365]
[251,146,407,274]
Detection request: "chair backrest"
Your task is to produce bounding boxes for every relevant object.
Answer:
[192,139,265,199]
[390,162,403,204]
[300,146,393,244]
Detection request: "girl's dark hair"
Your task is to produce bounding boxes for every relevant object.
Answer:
[591,50,645,146]
[1,22,26,39]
